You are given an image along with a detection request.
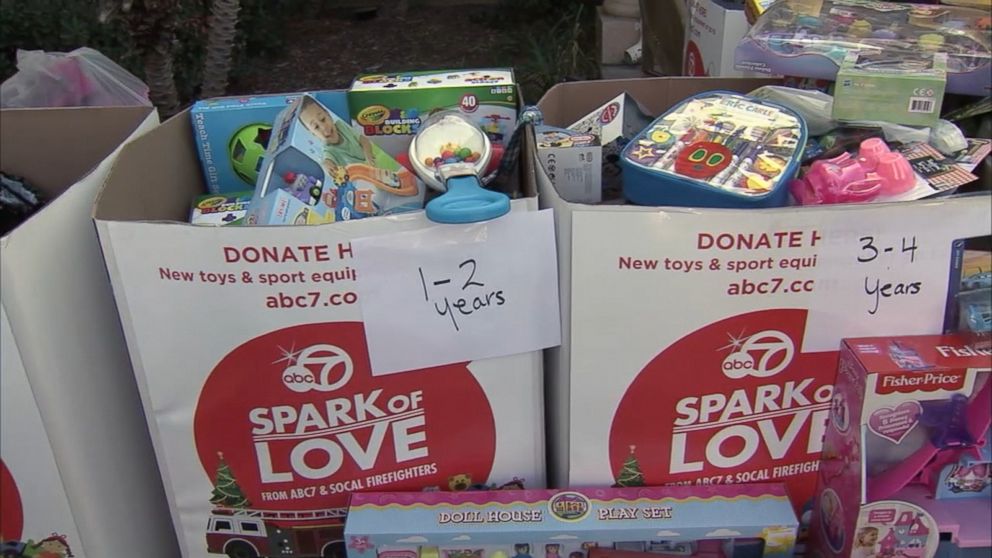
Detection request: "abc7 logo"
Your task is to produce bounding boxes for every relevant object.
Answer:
[722,330,794,379]
[282,344,354,393]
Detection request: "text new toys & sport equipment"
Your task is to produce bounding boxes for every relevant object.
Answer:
[620,92,807,209]
[735,0,991,96]
[409,111,510,224]
[790,138,916,204]
[810,334,992,558]
[344,485,799,558]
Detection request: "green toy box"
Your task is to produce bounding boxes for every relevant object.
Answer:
[833,52,948,128]
[347,69,518,160]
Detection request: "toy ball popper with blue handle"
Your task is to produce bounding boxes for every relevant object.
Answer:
[620,91,807,209]
[409,111,510,224]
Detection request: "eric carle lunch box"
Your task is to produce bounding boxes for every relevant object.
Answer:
[620,91,807,209]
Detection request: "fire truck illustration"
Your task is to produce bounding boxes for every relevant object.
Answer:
[206,507,346,558]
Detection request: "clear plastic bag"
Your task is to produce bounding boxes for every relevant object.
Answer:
[1,47,151,108]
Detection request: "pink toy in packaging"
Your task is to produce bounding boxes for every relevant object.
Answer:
[809,334,991,558]
[791,138,916,205]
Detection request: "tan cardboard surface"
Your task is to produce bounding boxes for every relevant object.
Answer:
[1,106,153,200]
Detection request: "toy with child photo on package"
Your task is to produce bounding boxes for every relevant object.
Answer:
[809,333,991,558]
[344,485,799,558]
[246,93,424,226]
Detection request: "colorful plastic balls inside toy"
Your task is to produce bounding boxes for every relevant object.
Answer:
[229,123,273,185]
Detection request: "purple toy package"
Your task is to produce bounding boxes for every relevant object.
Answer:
[809,334,991,558]
[735,0,991,96]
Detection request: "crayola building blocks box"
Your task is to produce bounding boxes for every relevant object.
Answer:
[247,93,424,225]
[191,93,303,194]
[833,52,948,128]
[347,69,518,160]
[345,485,799,558]
[809,334,991,558]
[189,191,252,226]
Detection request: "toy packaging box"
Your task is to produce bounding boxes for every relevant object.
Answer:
[190,191,252,226]
[191,94,303,194]
[734,0,991,96]
[93,88,546,558]
[809,333,991,558]
[832,51,948,128]
[247,93,424,226]
[535,125,602,204]
[566,93,652,201]
[684,0,752,78]
[347,69,518,160]
[620,91,806,208]
[344,484,798,558]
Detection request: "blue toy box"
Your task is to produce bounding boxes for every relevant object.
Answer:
[246,93,425,226]
[619,91,806,209]
[345,485,798,558]
[191,93,304,194]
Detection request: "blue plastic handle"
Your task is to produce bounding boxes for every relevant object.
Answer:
[425,175,510,224]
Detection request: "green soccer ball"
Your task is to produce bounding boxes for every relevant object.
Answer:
[229,123,272,185]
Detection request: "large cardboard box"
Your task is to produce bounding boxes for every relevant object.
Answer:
[536,77,992,528]
[0,106,179,557]
[94,91,546,558]
[684,0,750,77]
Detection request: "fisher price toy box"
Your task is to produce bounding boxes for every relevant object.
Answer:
[348,69,518,160]
[809,334,991,558]
[345,484,799,558]
[247,94,424,225]
[620,91,806,208]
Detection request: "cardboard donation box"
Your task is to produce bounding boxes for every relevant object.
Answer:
[93,91,546,558]
[0,107,179,557]
[535,77,992,532]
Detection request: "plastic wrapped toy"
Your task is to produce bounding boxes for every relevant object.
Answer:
[791,138,916,204]
[735,0,992,96]
[620,92,807,209]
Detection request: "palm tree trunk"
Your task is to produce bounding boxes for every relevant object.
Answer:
[200,0,241,99]
[144,30,180,117]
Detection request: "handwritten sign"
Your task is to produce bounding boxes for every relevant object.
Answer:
[802,199,990,352]
[352,209,561,375]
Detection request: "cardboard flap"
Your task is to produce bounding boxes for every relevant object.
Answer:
[0,105,154,199]
[539,77,778,126]
[94,111,202,222]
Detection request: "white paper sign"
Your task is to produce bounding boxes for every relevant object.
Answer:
[352,209,562,375]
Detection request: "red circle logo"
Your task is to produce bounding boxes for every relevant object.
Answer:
[0,459,23,541]
[684,41,707,77]
[599,102,620,125]
[460,94,479,113]
[609,309,837,511]
[193,322,496,524]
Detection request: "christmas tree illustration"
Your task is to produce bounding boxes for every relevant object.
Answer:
[210,452,251,508]
[614,445,645,487]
